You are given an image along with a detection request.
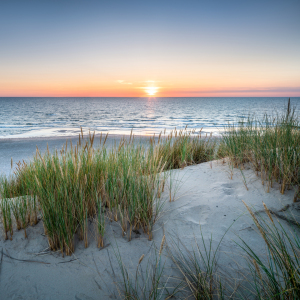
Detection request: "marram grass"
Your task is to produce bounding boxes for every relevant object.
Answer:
[0,128,215,255]
[165,205,300,300]
[238,202,300,299]
[220,99,300,201]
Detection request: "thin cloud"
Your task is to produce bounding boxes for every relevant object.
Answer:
[182,87,300,94]
[116,80,132,85]
[138,80,163,85]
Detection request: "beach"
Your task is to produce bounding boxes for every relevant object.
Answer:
[0,101,299,299]
[0,157,298,299]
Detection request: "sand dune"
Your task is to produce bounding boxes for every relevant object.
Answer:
[0,160,298,299]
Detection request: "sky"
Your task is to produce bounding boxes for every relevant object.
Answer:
[0,0,299,97]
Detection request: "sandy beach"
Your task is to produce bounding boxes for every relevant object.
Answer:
[0,157,298,299]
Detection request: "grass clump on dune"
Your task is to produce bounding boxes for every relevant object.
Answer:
[167,230,227,299]
[165,204,300,299]
[221,99,300,201]
[1,133,164,255]
[114,200,300,299]
[151,128,216,170]
[0,175,38,240]
[239,202,300,299]
[0,128,215,255]
[112,235,178,300]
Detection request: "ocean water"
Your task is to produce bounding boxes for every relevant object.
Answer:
[0,97,299,139]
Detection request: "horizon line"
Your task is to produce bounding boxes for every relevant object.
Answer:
[0,96,299,98]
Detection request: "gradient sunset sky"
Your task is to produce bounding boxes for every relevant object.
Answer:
[0,0,299,97]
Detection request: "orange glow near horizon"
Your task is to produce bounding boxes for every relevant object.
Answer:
[0,78,299,97]
[1,55,299,97]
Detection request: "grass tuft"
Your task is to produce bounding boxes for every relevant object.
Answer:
[237,202,300,299]
[220,100,300,199]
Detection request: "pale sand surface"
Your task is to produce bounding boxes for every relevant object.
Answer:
[0,160,299,299]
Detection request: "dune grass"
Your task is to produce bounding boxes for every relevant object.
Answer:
[239,202,300,299]
[112,101,300,299]
[167,230,227,299]
[0,128,215,255]
[220,99,300,201]
[113,199,300,299]
[112,235,180,300]
[162,205,300,300]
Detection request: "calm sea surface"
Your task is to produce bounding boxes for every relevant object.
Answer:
[0,97,299,139]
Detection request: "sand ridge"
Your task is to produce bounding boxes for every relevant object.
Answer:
[0,160,297,299]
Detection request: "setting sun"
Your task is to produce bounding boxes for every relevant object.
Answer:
[145,87,158,96]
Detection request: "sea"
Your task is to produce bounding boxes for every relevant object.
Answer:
[0,97,299,139]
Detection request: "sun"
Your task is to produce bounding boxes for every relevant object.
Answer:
[145,86,158,96]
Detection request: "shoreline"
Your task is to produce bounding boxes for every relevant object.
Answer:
[0,131,220,177]
[0,127,220,142]
[0,132,153,142]
[0,133,154,177]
